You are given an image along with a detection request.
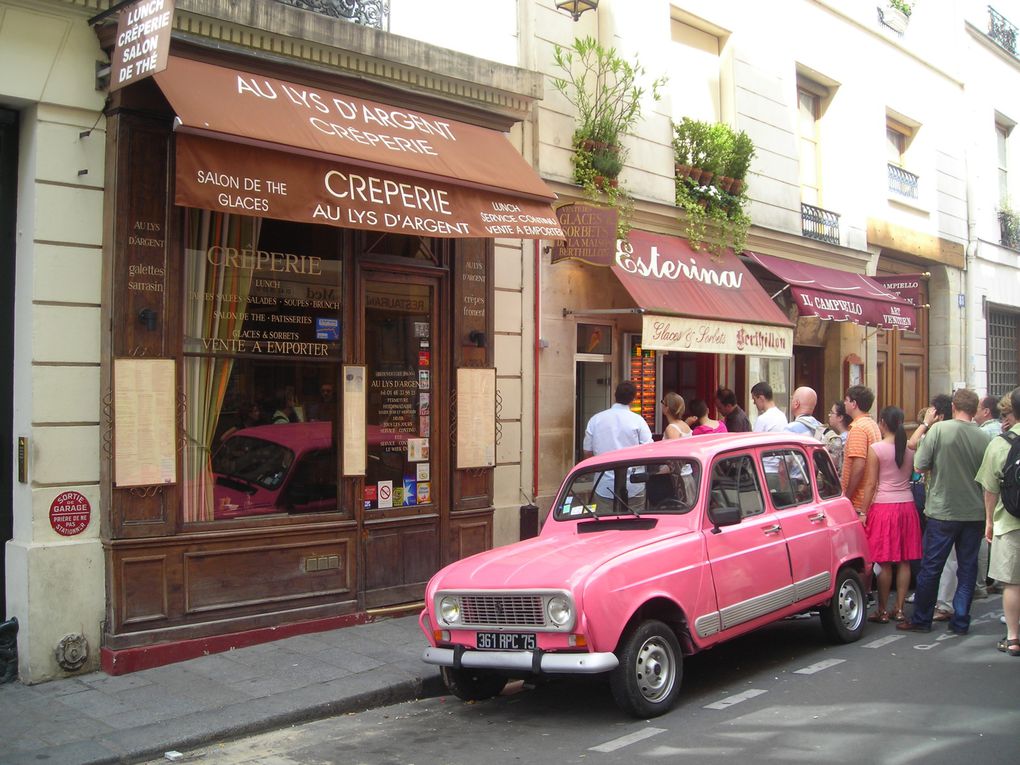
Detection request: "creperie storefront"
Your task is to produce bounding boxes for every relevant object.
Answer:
[100,50,562,668]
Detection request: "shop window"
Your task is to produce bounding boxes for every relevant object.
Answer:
[181,210,343,523]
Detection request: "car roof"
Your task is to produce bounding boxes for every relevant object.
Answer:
[577,431,820,469]
[228,421,332,451]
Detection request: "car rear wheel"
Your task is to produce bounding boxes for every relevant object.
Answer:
[819,567,866,643]
[610,619,683,718]
[441,666,507,702]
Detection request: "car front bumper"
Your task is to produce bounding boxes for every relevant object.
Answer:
[422,645,618,674]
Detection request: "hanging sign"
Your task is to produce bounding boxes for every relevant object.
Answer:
[550,203,618,266]
[109,0,175,92]
[871,274,926,307]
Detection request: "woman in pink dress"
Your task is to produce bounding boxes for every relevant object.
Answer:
[860,406,923,623]
[688,398,728,435]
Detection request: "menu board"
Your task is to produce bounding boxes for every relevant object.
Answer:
[114,358,177,487]
[343,365,366,476]
[456,368,496,469]
[629,341,658,431]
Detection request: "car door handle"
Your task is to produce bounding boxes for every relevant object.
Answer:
[807,512,825,522]
[761,524,782,535]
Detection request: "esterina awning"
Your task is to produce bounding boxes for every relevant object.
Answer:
[611,231,795,357]
[748,252,918,332]
[152,57,565,240]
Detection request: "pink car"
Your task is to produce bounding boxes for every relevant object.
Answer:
[420,432,870,718]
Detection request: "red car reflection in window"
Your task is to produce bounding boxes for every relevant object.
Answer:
[211,422,337,519]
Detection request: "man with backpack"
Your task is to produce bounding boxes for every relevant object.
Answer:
[976,386,1020,657]
[786,386,825,440]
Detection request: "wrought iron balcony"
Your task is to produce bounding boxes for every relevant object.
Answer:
[801,203,841,246]
[276,0,389,29]
[998,209,1020,249]
[888,163,919,199]
[989,6,1018,55]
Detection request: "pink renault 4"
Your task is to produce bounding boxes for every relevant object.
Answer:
[420,432,870,718]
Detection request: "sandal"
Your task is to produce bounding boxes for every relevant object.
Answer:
[868,610,890,624]
[933,609,952,622]
[997,637,1020,656]
[891,610,905,622]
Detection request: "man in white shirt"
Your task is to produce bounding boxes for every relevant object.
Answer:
[751,381,788,432]
[583,381,653,458]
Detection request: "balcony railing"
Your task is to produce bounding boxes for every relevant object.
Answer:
[999,209,1020,249]
[276,0,390,29]
[801,203,841,246]
[989,6,1018,56]
[888,163,919,199]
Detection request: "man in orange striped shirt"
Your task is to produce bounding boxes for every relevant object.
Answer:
[841,385,882,514]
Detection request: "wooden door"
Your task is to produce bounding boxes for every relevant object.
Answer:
[876,287,928,427]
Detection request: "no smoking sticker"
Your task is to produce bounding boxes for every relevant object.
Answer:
[49,491,91,536]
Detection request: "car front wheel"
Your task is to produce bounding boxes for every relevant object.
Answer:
[819,567,866,643]
[610,619,683,718]
[440,666,507,702]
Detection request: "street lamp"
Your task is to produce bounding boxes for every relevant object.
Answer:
[555,1,598,22]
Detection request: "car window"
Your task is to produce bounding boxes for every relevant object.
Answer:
[279,448,338,512]
[212,436,295,490]
[762,449,812,508]
[554,459,699,519]
[709,455,764,519]
[813,449,842,499]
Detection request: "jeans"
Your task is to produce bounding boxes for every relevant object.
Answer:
[912,518,985,632]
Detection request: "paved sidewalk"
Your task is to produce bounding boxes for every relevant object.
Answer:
[0,614,442,765]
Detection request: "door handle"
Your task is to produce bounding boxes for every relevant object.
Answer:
[762,524,782,535]
[807,512,825,522]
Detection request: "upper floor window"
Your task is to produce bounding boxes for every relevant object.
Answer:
[886,117,918,200]
[997,121,1010,206]
[797,79,826,206]
[670,16,722,123]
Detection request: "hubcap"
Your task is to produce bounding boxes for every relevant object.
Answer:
[838,579,863,629]
[634,637,676,702]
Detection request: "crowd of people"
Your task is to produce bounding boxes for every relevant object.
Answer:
[582,379,1020,659]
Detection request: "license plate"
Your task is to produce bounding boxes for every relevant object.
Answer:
[475,632,536,650]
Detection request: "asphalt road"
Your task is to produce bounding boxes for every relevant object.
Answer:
[150,599,1018,765]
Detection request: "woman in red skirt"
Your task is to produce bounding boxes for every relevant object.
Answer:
[860,406,924,623]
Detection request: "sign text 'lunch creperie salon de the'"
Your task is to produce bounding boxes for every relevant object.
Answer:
[641,315,793,357]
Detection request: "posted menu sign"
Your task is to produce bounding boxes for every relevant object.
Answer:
[110,0,174,92]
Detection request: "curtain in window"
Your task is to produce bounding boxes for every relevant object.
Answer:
[182,211,261,522]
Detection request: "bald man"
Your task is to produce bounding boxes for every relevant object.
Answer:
[786,386,823,439]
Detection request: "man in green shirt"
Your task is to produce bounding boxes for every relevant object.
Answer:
[898,389,989,635]
[976,386,1020,657]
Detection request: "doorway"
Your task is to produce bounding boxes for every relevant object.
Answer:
[0,108,17,618]
[360,270,443,607]
[660,352,716,431]
[793,346,825,419]
[575,360,611,461]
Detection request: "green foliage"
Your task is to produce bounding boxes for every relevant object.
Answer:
[552,36,667,151]
[888,0,913,17]
[674,175,752,257]
[726,131,756,181]
[998,205,1020,249]
[553,36,666,241]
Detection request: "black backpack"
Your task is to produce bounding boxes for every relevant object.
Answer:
[1001,431,1020,519]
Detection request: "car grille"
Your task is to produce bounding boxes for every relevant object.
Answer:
[460,594,546,627]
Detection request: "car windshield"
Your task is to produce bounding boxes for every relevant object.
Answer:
[554,459,700,520]
[212,436,295,490]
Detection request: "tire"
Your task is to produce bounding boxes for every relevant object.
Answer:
[819,567,866,643]
[609,619,683,718]
[440,666,507,702]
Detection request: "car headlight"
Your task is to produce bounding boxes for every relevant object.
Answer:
[547,595,572,627]
[439,596,461,623]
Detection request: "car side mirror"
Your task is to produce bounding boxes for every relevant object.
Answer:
[708,504,741,533]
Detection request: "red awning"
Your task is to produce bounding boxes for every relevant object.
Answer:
[749,252,917,332]
[611,232,794,357]
[153,57,564,239]
[612,232,794,327]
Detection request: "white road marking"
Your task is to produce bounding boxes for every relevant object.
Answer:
[861,635,906,648]
[589,727,667,753]
[703,688,768,709]
[793,658,846,674]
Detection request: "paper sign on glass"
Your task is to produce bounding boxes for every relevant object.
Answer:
[456,368,496,469]
[114,358,177,487]
[343,365,366,475]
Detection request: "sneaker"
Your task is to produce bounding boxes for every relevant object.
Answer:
[973,588,988,600]
[1002,615,1008,624]
[906,593,915,603]
[946,624,968,636]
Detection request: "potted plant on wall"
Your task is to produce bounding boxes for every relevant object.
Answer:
[552,36,666,238]
[879,1,914,33]
[672,118,756,256]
